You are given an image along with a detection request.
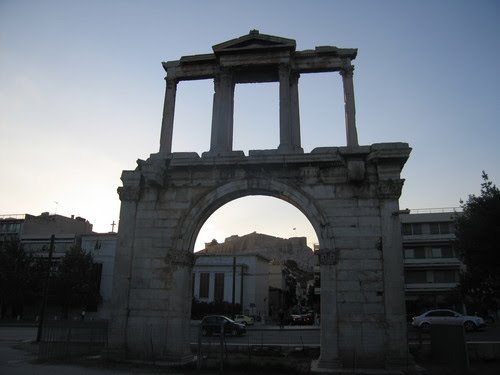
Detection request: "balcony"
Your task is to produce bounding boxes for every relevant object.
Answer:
[404,257,462,268]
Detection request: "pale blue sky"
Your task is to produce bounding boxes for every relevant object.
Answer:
[1,1,499,250]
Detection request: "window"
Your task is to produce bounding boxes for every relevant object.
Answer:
[404,271,427,284]
[430,222,451,235]
[427,310,454,317]
[441,246,454,258]
[404,247,425,259]
[434,270,456,283]
[192,273,195,296]
[431,248,442,258]
[414,247,426,258]
[431,246,454,258]
[199,273,210,298]
[214,273,224,302]
[404,248,414,259]
[402,223,422,235]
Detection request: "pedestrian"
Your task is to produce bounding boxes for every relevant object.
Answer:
[80,310,86,321]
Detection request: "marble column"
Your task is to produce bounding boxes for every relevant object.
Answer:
[278,64,292,152]
[290,71,303,152]
[340,66,359,147]
[210,69,235,153]
[159,77,177,154]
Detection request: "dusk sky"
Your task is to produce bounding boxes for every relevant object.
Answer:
[1,1,499,250]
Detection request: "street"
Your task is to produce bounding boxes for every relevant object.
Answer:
[1,324,500,374]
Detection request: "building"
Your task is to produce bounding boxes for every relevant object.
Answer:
[1,212,95,263]
[0,212,106,319]
[20,213,94,262]
[81,233,117,318]
[192,253,270,319]
[400,209,463,316]
[0,214,25,243]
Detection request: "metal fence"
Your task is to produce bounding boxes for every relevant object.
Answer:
[38,320,108,360]
[194,325,320,370]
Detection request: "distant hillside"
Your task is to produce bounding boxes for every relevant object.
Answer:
[201,232,316,272]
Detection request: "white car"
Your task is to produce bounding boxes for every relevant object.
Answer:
[412,309,485,332]
[233,314,254,326]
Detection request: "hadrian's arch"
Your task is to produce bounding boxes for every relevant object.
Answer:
[109,31,412,371]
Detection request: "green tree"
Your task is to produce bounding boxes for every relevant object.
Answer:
[0,242,43,319]
[53,246,101,319]
[456,172,500,315]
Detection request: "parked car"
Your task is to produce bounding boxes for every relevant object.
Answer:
[233,314,254,326]
[411,309,485,332]
[200,315,246,336]
[287,313,310,325]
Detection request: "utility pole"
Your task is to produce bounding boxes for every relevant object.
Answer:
[231,256,236,319]
[36,234,55,342]
[239,264,244,313]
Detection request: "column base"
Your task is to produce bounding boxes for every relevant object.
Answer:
[277,144,304,154]
[202,150,245,159]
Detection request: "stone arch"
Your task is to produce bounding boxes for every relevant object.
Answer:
[109,30,413,372]
[175,177,335,254]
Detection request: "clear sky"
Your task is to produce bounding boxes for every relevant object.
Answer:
[1,1,499,250]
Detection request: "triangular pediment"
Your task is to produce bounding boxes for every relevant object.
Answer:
[213,30,296,54]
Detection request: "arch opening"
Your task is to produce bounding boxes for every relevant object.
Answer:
[176,178,333,256]
[194,195,319,252]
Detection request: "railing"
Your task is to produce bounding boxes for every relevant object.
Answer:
[194,324,320,371]
[407,207,462,214]
[38,320,108,360]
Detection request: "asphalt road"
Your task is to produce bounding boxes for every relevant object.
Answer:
[1,324,499,374]
[191,322,500,345]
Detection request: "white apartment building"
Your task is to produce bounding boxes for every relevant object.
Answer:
[81,233,117,318]
[400,209,463,316]
[192,253,270,319]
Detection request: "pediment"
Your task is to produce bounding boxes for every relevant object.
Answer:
[213,30,296,54]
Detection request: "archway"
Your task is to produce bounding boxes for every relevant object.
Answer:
[109,31,412,371]
[174,177,333,255]
[193,195,319,250]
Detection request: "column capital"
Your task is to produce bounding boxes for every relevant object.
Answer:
[290,69,300,81]
[377,179,405,199]
[339,65,355,78]
[318,249,337,265]
[165,77,177,89]
[117,186,140,202]
[118,171,142,201]
[165,249,195,267]
[278,62,291,76]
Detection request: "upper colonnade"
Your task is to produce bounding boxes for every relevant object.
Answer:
[159,30,359,156]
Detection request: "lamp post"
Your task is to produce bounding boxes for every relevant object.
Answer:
[36,234,55,342]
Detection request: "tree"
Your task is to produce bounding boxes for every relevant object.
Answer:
[53,246,101,319]
[0,242,43,319]
[456,171,500,315]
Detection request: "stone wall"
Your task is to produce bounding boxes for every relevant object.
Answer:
[108,143,411,369]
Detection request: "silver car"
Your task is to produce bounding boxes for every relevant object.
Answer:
[412,309,485,332]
